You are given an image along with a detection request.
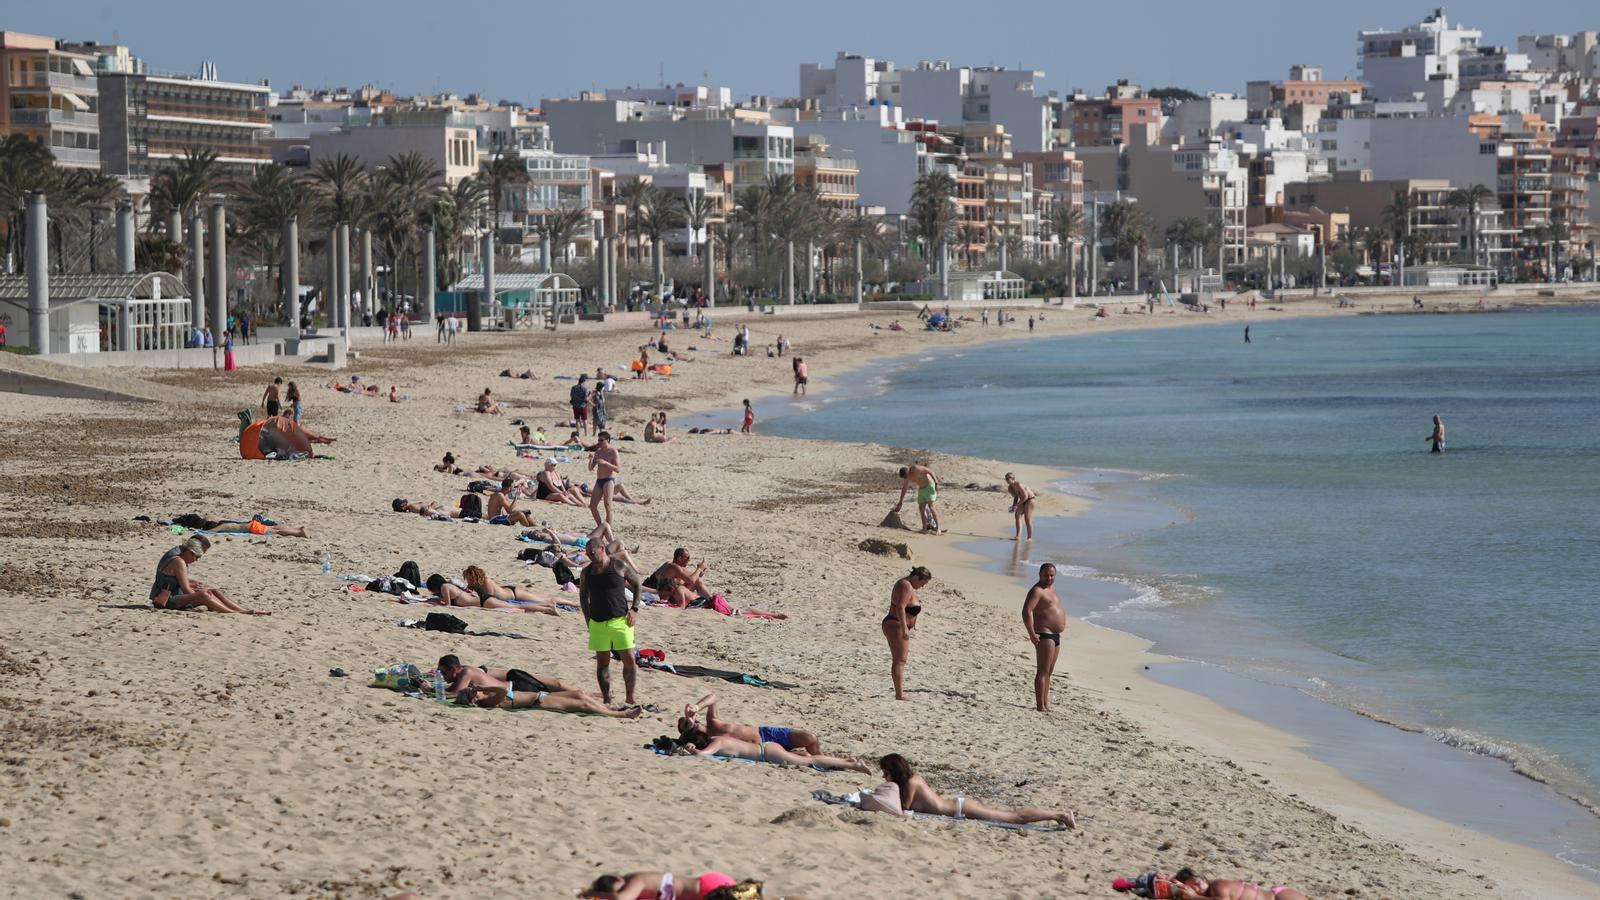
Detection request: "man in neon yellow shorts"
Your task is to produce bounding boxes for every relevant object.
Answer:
[579,540,643,706]
[894,461,944,534]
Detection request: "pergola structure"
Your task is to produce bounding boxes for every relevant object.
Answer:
[0,272,190,354]
[449,272,580,331]
[948,269,1027,302]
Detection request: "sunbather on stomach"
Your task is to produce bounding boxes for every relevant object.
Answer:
[676,724,868,773]
[422,569,560,616]
[580,870,739,900]
[879,752,1075,827]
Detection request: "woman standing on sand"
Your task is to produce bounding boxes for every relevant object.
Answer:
[741,399,755,434]
[286,381,303,422]
[223,330,237,371]
[1005,472,1037,541]
[882,567,931,701]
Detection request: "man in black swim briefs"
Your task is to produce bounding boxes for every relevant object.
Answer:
[434,655,640,719]
[1021,562,1066,713]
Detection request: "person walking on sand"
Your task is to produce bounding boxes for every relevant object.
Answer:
[1005,472,1036,541]
[261,377,284,418]
[1427,414,1446,453]
[882,566,931,701]
[587,431,621,527]
[741,399,755,434]
[579,540,641,707]
[793,357,808,396]
[894,462,943,534]
[1022,563,1066,713]
[570,374,590,437]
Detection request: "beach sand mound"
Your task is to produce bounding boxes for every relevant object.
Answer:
[878,509,910,530]
[858,537,911,559]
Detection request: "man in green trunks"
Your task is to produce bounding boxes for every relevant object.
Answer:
[579,540,642,707]
[894,461,944,534]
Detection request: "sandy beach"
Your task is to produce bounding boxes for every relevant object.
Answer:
[2,296,1597,899]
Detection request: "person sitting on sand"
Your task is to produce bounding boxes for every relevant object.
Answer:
[434,452,465,475]
[643,412,673,444]
[436,654,638,718]
[644,548,719,608]
[1113,869,1307,900]
[1005,472,1037,541]
[389,386,404,403]
[486,478,539,527]
[580,871,739,900]
[149,536,269,615]
[255,416,334,459]
[878,753,1074,827]
[674,722,869,773]
[476,388,503,415]
[530,460,584,506]
[680,692,822,755]
[423,568,560,615]
[500,368,534,379]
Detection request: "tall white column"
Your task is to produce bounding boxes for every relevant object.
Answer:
[283,216,300,328]
[189,211,206,329]
[360,228,374,315]
[209,201,227,338]
[475,229,493,332]
[336,223,351,328]
[854,239,863,304]
[26,191,49,354]
[422,225,436,323]
[325,226,338,326]
[706,231,716,304]
[785,240,795,304]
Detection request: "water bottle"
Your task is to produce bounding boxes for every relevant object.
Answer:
[432,669,446,702]
[321,548,332,575]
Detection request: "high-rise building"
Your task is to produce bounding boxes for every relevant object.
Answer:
[0,32,101,169]
[95,68,271,177]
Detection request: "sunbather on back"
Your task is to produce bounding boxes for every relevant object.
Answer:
[424,570,559,615]
[679,692,822,755]
[580,870,740,900]
[437,654,639,718]
[878,753,1074,827]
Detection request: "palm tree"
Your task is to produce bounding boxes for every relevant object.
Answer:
[1546,219,1573,281]
[370,151,443,306]
[150,146,222,225]
[234,164,314,319]
[1046,204,1084,294]
[616,178,654,265]
[312,153,367,226]
[430,176,486,290]
[1447,184,1495,266]
[770,182,820,302]
[479,152,526,234]
[678,193,719,263]
[0,134,58,271]
[1101,200,1152,290]
[909,171,957,294]
[1382,189,1416,271]
[841,208,886,300]
[539,206,590,268]
[637,186,679,294]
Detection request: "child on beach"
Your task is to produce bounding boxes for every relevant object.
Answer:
[741,399,754,434]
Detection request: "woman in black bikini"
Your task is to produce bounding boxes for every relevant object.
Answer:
[882,566,932,701]
[1005,472,1037,541]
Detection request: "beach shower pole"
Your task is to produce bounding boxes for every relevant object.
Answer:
[209,201,227,341]
[26,191,49,354]
[116,200,136,274]
[422,223,436,324]
[283,216,300,329]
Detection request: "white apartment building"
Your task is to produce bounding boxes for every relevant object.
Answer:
[1077,134,1249,265]
[770,104,929,215]
[1358,9,1483,111]
[1161,94,1248,145]
[543,97,792,189]
[603,83,732,109]
[799,52,1052,152]
[307,117,478,185]
[1518,32,1600,79]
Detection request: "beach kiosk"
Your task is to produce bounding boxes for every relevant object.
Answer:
[447,272,581,330]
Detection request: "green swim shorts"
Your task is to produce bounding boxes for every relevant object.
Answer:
[917,483,938,504]
[587,615,635,652]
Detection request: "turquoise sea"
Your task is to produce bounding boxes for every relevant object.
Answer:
[764,307,1600,870]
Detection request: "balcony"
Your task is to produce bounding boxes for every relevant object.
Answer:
[49,146,100,167]
[9,71,99,94]
[8,108,99,129]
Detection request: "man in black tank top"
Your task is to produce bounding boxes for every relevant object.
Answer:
[579,541,643,706]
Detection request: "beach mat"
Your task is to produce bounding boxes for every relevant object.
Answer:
[637,657,798,689]
[811,790,1069,832]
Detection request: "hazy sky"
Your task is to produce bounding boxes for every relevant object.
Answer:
[13,1,1596,104]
